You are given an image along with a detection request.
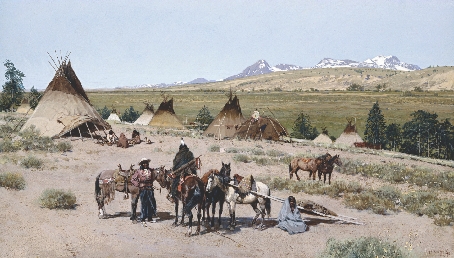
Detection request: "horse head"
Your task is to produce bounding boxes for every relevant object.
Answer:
[220,162,231,178]
[155,166,170,189]
[206,173,222,193]
[333,155,342,166]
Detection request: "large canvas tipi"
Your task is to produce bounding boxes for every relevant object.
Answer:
[203,93,247,139]
[134,103,154,125]
[21,58,111,138]
[148,97,185,129]
[233,110,288,141]
[335,118,363,147]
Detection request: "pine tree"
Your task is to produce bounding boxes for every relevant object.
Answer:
[402,110,439,157]
[29,86,42,110]
[121,106,140,123]
[384,123,402,151]
[97,106,111,120]
[364,101,386,146]
[195,105,214,131]
[1,60,26,111]
[291,112,318,140]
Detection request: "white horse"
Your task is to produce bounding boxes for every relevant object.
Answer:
[206,173,271,230]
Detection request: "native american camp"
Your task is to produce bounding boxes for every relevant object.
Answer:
[20,59,111,139]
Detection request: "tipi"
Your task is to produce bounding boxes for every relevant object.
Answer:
[148,97,185,129]
[20,57,111,138]
[107,108,121,123]
[133,103,154,125]
[335,118,363,147]
[313,133,333,144]
[16,98,32,114]
[203,92,247,139]
[233,110,288,141]
[313,128,333,144]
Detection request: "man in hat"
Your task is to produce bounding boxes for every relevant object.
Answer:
[131,158,157,226]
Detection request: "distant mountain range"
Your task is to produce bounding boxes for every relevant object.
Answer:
[119,55,421,89]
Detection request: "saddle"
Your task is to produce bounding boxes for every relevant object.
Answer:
[177,174,196,192]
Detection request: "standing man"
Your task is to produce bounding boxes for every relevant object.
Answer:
[132,158,157,227]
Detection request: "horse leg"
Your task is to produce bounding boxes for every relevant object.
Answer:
[210,201,216,228]
[196,203,202,235]
[218,200,224,229]
[186,211,193,237]
[323,173,327,184]
[130,193,139,221]
[173,201,179,226]
[180,200,186,226]
[227,201,236,231]
[250,203,261,228]
[295,168,301,181]
[328,172,331,185]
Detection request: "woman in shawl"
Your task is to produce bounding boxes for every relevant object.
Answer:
[277,196,307,234]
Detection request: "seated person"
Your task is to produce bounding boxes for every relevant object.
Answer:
[277,196,307,235]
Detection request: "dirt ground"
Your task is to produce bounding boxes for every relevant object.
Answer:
[1,124,453,258]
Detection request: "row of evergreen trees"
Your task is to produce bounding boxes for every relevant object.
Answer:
[291,102,454,160]
[364,102,453,160]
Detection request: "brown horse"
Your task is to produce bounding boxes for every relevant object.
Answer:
[200,162,231,229]
[318,154,342,185]
[289,153,332,180]
[95,165,163,220]
[155,163,205,236]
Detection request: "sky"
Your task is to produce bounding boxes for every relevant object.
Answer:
[1,0,453,90]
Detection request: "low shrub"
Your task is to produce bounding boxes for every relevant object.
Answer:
[39,188,77,209]
[20,156,43,169]
[400,191,438,215]
[233,154,250,163]
[225,147,240,153]
[208,144,220,152]
[56,141,72,152]
[319,236,408,258]
[0,172,26,190]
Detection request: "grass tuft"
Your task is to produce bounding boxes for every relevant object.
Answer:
[319,236,408,258]
[0,172,26,190]
[20,156,43,169]
[39,188,77,209]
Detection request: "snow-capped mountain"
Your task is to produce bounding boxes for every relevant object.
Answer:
[358,55,420,71]
[272,63,305,71]
[224,60,274,81]
[224,60,304,81]
[314,56,420,71]
[314,58,359,68]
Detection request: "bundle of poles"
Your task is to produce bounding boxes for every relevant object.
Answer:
[227,182,364,225]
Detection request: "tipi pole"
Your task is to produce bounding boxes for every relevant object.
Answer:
[77,126,83,141]
[85,122,94,140]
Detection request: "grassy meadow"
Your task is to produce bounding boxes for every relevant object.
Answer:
[87,90,454,139]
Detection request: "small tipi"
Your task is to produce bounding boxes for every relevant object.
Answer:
[233,110,288,141]
[16,98,32,114]
[107,108,121,123]
[203,91,247,139]
[313,128,333,144]
[21,57,110,138]
[133,103,154,125]
[335,118,363,147]
[148,97,185,129]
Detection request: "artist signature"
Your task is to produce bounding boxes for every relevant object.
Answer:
[425,250,451,257]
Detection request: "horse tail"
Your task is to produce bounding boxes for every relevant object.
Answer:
[265,188,271,218]
[95,172,101,200]
[288,163,292,173]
